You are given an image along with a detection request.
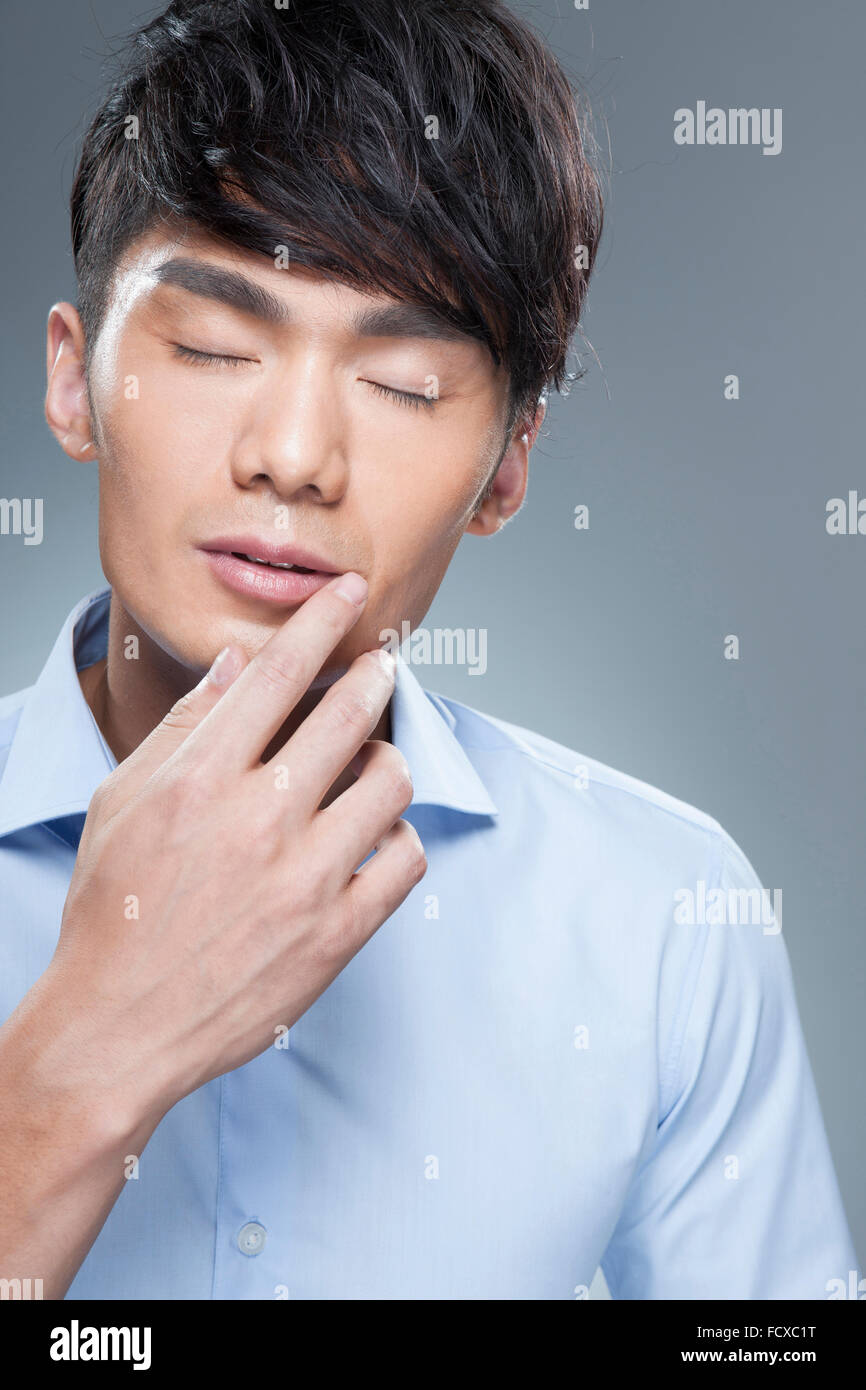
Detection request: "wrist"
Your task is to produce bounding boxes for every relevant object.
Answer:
[4,962,166,1157]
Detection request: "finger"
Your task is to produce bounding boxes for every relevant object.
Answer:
[178,570,370,774]
[343,819,428,948]
[259,648,396,812]
[312,738,414,883]
[92,643,249,815]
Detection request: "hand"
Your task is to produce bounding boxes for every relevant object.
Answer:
[47,573,426,1129]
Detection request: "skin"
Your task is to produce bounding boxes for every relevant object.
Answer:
[0,220,546,1298]
[44,223,545,788]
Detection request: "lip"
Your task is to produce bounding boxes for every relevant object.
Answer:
[201,535,343,571]
[199,536,346,606]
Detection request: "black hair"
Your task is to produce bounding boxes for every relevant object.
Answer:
[71,0,604,439]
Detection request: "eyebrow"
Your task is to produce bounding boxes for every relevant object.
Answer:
[152,257,475,346]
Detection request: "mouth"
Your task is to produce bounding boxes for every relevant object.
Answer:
[199,537,347,606]
[229,551,318,573]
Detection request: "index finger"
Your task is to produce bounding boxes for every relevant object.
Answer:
[180,570,369,771]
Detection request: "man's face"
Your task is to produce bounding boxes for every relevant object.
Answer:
[48,224,529,680]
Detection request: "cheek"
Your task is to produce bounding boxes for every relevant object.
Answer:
[367,438,489,562]
[94,366,237,524]
[115,370,230,457]
[359,461,481,625]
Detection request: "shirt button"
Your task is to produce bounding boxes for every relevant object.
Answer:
[237,1221,267,1256]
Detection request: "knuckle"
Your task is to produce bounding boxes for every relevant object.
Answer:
[329,686,375,730]
[339,889,369,951]
[401,825,428,883]
[158,760,211,813]
[311,909,349,966]
[286,853,326,908]
[160,689,200,730]
[256,645,306,696]
[86,776,116,821]
[248,799,286,864]
[383,750,413,806]
[87,777,110,812]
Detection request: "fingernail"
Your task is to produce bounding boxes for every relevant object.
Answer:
[208,645,239,687]
[333,571,368,605]
[376,648,396,678]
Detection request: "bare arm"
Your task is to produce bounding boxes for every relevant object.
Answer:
[0,967,165,1300]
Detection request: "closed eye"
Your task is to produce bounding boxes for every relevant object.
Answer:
[173,344,252,367]
[365,380,437,410]
[172,347,437,411]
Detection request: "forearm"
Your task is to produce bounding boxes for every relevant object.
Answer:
[0,966,163,1300]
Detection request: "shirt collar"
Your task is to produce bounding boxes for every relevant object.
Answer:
[0,587,116,839]
[0,586,497,840]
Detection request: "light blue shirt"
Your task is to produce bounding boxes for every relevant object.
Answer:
[0,586,859,1300]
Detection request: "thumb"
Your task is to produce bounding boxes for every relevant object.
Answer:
[97,643,248,812]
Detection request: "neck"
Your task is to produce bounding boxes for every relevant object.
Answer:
[77,594,392,807]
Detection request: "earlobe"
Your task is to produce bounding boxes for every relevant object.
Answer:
[465,443,528,536]
[61,434,96,458]
[465,395,546,538]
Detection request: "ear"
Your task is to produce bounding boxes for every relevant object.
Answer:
[465,395,547,537]
[44,302,97,461]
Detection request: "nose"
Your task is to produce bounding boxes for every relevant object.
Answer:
[230,349,350,503]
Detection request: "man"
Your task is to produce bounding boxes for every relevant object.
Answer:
[0,0,858,1300]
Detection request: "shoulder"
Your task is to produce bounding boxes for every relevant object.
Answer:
[432,687,729,869]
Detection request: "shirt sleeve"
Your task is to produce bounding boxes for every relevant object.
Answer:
[601,825,861,1299]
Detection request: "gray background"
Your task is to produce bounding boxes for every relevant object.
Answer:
[1,0,863,1286]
